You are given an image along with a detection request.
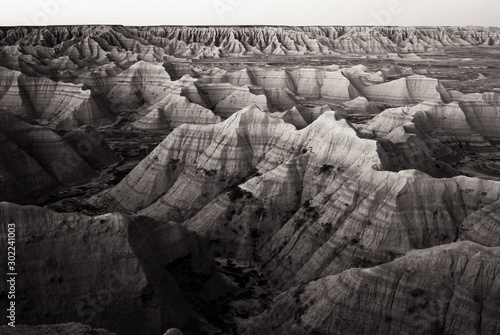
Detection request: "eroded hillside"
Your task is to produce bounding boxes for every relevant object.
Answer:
[0,26,499,335]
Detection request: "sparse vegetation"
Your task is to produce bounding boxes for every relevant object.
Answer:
[293,285,306,303]
[318,164,335,174]
[201,168,217,177]
[227,185,253,201]
[321,222,333,234]
[168,158,180,170]
[248,167,262,178]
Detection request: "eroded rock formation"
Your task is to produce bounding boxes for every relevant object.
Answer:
[2,26,499,58]
[1,24,500,335]
[0,202,228,335]
[249,242,500,335]
[0,322,116,335]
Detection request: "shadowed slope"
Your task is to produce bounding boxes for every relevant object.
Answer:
[0,202,227,335]
[249,242,500,335]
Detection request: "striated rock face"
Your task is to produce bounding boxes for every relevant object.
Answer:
[0,66,113,130]
[92,99,500,314]
[199,67,360,110]
[343,71,452,106]
[96,106,300,215]
[106,61,172,113]
[133,98,220,130]
[95,106,388,219]
[95,61,223,129]
[4,25,496,132]
[0,202,226,335]
[63,125,121,169]
[0,114,97,186]
[0,115,123,203]
[0,130,58,203]
[249,242,500,335]
[95,104,500,268]
[269,107,309,130]
[362,101,493,147]
[258,170,500,285]
[341,96,379,115]
[212,87,271,118]
[2,26,499,57]
[196,65,458,114]
[163,329,184,335]
[358,98,500,180]
[459,93,500,143]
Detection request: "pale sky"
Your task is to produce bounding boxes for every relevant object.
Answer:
[1,0,498,27]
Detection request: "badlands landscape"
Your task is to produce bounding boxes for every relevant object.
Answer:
[0,25,499,334]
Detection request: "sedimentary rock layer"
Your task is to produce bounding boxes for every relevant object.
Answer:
[0,130,58,203]
[2,26,499,58]
[250,242,500,335]
[0,66,113,130]
[0,114,97,186]
[0,202,225,335]
[63,125,121,169]
[0,115,122,202]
